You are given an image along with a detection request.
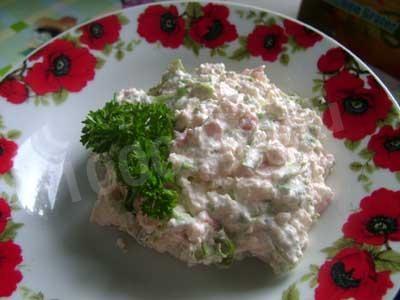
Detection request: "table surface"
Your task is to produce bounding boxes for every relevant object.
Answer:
[0,0,398,101]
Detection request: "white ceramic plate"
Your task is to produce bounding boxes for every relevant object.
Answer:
[0,1,399,299]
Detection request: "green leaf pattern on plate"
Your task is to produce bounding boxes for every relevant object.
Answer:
[281,283,300,300]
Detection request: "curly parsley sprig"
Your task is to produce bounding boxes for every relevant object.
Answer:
[81,100,177,219]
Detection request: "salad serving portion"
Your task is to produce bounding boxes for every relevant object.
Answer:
[81,60,334,273]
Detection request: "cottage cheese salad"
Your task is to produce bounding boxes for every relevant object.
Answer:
[81,60,335,273]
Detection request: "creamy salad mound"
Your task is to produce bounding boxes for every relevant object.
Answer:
[84,61,334,273]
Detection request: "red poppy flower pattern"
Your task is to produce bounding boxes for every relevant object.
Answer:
[368,126,400,172]
[367,75,380,90]
[0,198,11,234]
[137,5,185,48]
[25,39,96,95]
[0,241,22,270]
[284,19,322,48]
[315,247,393,300]
[0,268,23,297]
[322,70,392,141]
[189,3,238,49]
[0,195,24,298]
[247,25,288,62]
[0,13,132,106]
[0,241,23,297]
[342,188,400,245]
[0,138,18,175]
[79,15,122,50]
[0,115,22,296]
[0,78,28,104]
[318,47,346,73]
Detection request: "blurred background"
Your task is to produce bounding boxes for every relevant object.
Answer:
[0,0,398,101]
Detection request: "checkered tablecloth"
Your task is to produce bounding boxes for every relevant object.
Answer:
[0,0,398,101]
